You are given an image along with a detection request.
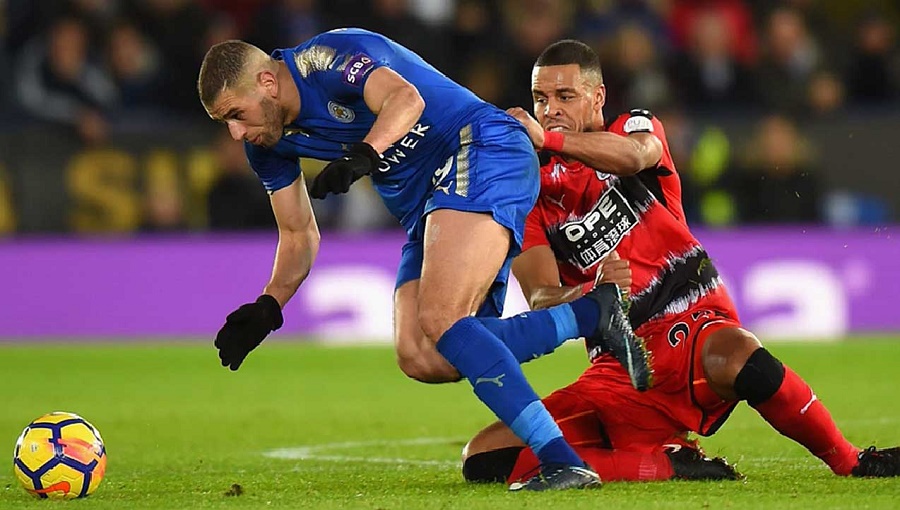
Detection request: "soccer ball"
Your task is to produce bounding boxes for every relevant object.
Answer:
[12,412,107,499]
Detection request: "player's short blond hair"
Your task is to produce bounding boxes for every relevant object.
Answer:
[197,40,275,110]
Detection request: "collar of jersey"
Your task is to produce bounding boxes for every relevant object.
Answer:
[549,154,590,173]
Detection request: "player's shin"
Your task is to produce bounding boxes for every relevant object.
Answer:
[735,348,858,475]
[437,317,584,468]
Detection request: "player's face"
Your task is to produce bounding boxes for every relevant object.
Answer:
[208,88,284,148]
[532,64,605,133]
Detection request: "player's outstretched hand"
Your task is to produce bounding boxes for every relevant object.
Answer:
[506,107,544,149]
[214,295,284,371]
[309,142,380,199]
[595,251,631,299]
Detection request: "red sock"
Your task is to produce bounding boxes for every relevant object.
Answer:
[507,446,674,483]
[753,366,859,475]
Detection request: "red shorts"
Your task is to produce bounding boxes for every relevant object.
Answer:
[543,295,741,453]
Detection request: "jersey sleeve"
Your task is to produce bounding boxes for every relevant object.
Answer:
[607,109,676,175]
[521,202,550,252]
[245,142,300,193]
[308,30,395,103]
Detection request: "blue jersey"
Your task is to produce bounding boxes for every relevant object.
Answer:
[246,28,502,230]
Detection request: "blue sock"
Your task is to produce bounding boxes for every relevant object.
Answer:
[477,305,578,363]
[477,297,601,363]
[568,294,602,338]
[437,317,584,468]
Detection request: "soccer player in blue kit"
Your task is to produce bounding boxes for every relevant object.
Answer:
[197,28,651,491]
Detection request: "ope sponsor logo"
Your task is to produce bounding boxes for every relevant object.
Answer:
[563,192,620,242]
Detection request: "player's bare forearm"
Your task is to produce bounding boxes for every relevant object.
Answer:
[528,285,585,310]
[265,177,321,307]
[263,227,319,307]
[554,131,662,176]
[362,68,425,154]
[513,245,581,310]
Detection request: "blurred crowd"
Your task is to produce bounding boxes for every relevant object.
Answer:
[2,0,899,233]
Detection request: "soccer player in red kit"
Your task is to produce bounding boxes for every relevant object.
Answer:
[461,40,899,488]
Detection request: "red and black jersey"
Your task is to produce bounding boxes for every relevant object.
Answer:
[523,110,736,330]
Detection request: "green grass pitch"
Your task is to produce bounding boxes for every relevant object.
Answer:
[1,338,898,509]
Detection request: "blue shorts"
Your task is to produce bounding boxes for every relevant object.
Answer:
[394,111,540,317]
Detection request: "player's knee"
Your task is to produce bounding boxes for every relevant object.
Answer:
[417,302,466,342]
[462,447,524,483]
[732,347,786,406]
[395,341,459,383]
[702,328,764,400]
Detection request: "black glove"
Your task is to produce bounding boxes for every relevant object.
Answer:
[214,294,283,371]
[309,142,379,199]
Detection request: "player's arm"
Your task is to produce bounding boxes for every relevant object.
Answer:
[514,247,631,310]
[361,67,425,153]
[263,174,321,306]
[513,246,584,310]
[308,66,424,199]
[544,130,662,176]
[507,107,662,176]
[214,148,319,371]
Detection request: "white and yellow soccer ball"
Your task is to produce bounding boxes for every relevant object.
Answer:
[12,412,107,499]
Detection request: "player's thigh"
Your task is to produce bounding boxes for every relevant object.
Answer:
[417,209,510,340]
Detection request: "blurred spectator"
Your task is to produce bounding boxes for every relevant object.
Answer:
[447,0,500,80]
[318,0,373,28]
[408,0,456,27]
[207,133,275,231]
[364,0,451,72]
[575,0,670,56]
[660,106,738,227]
[500,0,574,109]
[603,23,671,114]
[668,0,758,66]
[845,14,899,105]
[15,16,118,144]
[203,11,241,51]
[1,0,899,233]
[733,114,824,224]
[106,20,163,110]
[124,0,211,117]
[668,8,757,111]
[460,54,508,106]
[756,7,821,115]
[247,0,322,50]
[199,0,269,36]
[65,0,122,48]
[806,69,845,118]
[141,175,187,233]
[5,0,65,54]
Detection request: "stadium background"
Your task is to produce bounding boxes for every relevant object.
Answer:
[0,2,899,508]
[1,0,898,341]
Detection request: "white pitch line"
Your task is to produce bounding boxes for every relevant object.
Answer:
[263,437,464,468]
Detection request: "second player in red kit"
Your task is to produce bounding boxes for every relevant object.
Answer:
[461,39,900,487]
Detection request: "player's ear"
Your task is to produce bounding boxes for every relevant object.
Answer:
[593,84,606,113]
[258,68,278,97]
